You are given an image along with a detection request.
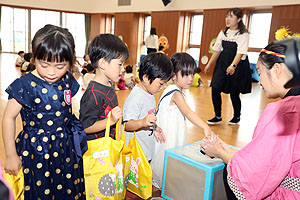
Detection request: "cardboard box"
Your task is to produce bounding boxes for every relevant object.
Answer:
[161,141,226,200]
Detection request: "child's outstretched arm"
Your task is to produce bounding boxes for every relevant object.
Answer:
[172,92,212,136]
[84,106,122,133]
[125,114,156,132]
[2,99,23,176]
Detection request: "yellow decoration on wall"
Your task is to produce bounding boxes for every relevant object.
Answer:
[275,26,300,40]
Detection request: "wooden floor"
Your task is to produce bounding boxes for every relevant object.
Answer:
[0,52,277,164]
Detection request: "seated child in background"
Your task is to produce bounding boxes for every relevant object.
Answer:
[79,33,129,141]
[134,64,140,84]
[82,63,95,90]
[15,51,24,67]
[123,53,173,162]
[81,54,91,75]
[20,53,35,75]
[191,67,203,87]
[117,73,126,90]
[124,65,135,89]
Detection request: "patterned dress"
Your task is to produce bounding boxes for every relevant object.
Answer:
[6,72,86,200]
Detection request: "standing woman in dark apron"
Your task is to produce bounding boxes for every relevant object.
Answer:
[204,8,252,125]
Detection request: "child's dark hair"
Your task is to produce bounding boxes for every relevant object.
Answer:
[171,52,196,77]
[24,53,32,62]
[88,34,129,68]
[83,55,89,60]
[86,64,95,72]
[223,8,248,36]
[259,42,286,70]
[18,51,24,55]
[125,65,133,73]
[32,24,76,71]
[194,67,201,74]
[139,53,173,83]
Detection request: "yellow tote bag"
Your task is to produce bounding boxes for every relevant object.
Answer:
[3,167,24,200]
[118,123,132,199]
[127,131,152,199]
[83,113,124,200]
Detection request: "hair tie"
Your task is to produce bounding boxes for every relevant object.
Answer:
[260,49,286,58]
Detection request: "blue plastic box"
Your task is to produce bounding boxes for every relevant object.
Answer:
[161,141,227,200]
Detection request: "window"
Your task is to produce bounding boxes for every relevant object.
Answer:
[62,13,86,57]
[248,12,272,63]
[31,10,60,42]
[111,16,115,34]
[1,6,28,52]
[188,14,203,62]
[143,15,151,55]
[0,6,86,56]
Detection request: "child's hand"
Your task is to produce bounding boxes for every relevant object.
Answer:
[4,154,22,176]
[142,114,156,128]
[154,126,166,143]
[111,106,123,124]
[204,129,214,138]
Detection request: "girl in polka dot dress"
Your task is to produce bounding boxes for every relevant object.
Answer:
[2,24,87,200]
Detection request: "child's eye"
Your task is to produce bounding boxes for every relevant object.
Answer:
[57,66,64,70]
[41,65,47,68]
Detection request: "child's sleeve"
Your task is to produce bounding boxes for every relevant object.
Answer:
[68,72,80,97]
[123,98,141,122]
[79,91,101,129]
[5,78,32,108]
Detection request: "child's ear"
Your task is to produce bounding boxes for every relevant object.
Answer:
[143,74,150,83]
[172,73,177,81]
[97,58,106,70]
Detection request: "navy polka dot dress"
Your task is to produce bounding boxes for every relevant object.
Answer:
[6,72,86,200]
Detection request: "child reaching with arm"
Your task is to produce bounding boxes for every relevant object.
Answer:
[123,53,173,162]
[79,33,129,141]
[3,24,87,199]
[151,52,213,188]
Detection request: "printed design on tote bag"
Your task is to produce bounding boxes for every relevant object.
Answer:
[128,156,141,187]
[115,162,124,193]
[98,174,116,197]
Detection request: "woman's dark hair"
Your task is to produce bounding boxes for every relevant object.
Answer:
[171,52,196,77]
[223,8,248,36]
[139,53,173,83]
[259,42,286,70]
[125,65,133,73]
[150,27,157,35]
[88,33,129,68]
[32,24,76,71]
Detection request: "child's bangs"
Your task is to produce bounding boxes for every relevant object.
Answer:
[180,63,196,77]
[34,37,74,65]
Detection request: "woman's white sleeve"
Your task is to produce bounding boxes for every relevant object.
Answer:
[212,31,223,52]
[236,33,249,55]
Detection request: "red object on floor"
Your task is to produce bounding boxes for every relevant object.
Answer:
[126,190,138,198]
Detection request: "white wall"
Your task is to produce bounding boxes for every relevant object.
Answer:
[1,0,299,13]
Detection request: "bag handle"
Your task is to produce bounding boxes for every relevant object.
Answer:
[105,112,122,139]
[115,119,121,140]
[105,112,112,138]
[155,89,182,115]
[122,123,126,142]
